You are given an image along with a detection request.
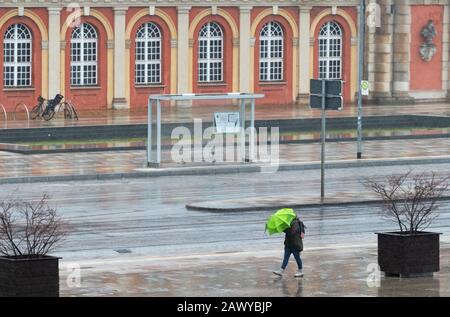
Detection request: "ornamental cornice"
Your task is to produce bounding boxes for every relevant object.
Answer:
[0,0,362,8]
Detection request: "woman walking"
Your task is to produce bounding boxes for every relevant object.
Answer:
[273,216,305,277]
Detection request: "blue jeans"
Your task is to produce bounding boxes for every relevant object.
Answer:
[281,247,303,270]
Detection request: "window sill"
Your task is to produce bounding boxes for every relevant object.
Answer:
[70,86,101,90]
[258,81,287,86]
[197,82,228,87]
[3,87,35,92]
[135,84,166,89]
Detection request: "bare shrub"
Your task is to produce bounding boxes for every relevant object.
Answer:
[0,194,66,258]
[364,170,449,233]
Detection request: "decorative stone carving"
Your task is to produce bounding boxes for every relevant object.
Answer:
[419,20,437,62]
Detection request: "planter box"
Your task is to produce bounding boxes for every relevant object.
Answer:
[0,256,60,297]
[376,231,441,278]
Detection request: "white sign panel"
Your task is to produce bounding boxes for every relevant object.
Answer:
[361,80,370,96]
[213,112,240,134]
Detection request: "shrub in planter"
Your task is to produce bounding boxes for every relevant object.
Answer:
[365,171,448,278]
[0,194,66,297]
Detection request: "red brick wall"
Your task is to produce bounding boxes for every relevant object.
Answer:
[410,5,443,91]
[252,7,299,105]
[128,13,172,108]
[0,12,45,111]
[61,9,111,109]
[311,7,357,103]
[190,7,238,95]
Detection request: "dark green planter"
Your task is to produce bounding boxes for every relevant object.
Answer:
[0,255,60,297]
[376,231,441,278]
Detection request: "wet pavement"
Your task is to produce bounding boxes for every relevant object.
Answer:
[59,245,450,297]
[1,102,450,297]
[1,163,449,261]
[2,137,450,180]
[1,164,450,296]
[2,102,450,129]
[4,126,450,154]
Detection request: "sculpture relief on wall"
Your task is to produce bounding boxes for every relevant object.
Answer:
[419,20,437,62]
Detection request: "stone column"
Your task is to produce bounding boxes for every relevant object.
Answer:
[443,4,450,99]
[370,0,389,104]
[239,6,252,93]
[112,7,128,109]
[48,7,61,98]
[391,0,413,103]
[297,6,312,103]
[177,6,191,94]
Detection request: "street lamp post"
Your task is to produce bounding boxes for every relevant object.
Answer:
[357,0,365,159]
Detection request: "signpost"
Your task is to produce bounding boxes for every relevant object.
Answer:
[310,79,343,200]
[357,0,366,160]
[310,79,343,110]
[361,80,369,96]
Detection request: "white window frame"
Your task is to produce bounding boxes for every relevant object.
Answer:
[318,21,343,80]
[259,21,284,81]
[198,22,223,83]
[70,23,98,86]
[135,22,162,85]
[3,24,32,87]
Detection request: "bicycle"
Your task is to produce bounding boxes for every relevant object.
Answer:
[30,96,47,120]
[62,100,79,121]
[41,94,64,121]
[30,94,79,121]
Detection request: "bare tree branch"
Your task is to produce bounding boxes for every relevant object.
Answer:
[0,194,66,258]
[364,170,449,233]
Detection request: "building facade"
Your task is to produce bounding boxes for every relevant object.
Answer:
[0,0,448,110]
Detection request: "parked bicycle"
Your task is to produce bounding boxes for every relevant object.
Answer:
[30,94,78,121]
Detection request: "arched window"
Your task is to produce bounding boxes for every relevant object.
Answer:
[259,21,283,81]
[318,21,342,79]
[135,22,162,84]
[70,23,97,86]
[198,22,223,82]
[3,24,32,87]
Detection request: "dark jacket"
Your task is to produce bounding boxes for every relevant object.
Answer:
[284,218,305,251]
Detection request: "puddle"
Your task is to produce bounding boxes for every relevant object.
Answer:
[2,127,450,154]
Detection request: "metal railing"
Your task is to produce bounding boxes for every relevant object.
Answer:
[13,102,30,121]
[63,100,78,121]
[0,104,6,128]
[13,102,30,127]
[1,99,78,128]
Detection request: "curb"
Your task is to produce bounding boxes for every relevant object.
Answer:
[2,155,450,185]
[185,198,384,212]
[186,194,450,212]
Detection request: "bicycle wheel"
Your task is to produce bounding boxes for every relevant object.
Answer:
[30,105,41,120]
[42,109,55,121]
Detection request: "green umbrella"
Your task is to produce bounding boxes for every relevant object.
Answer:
[265,208,296,235]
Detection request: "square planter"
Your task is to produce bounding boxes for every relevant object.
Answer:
[376,231,441,278]
[0,255,60,297]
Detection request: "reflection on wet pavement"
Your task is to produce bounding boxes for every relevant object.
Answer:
[2,138,450,179]
[3,102,450,129]
[0,165,449,297]
[6,126,450,154]
[60,246,450,297]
